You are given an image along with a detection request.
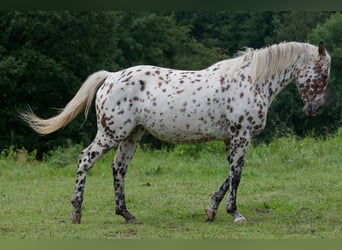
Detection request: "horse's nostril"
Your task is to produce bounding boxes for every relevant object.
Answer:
[304,100,323,116]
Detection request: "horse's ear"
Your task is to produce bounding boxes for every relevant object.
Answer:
[319,41,326,56]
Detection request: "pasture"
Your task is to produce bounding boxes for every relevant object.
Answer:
[1,130,342,239]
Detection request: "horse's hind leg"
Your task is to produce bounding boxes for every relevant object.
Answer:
[112,126,145,223]
[70,131,116,224]
[206,141,231,222]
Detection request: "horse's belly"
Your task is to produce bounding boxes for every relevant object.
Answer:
[147,129,219,144]
[142,114,228,144]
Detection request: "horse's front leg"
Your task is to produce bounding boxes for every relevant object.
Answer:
[226,136,250,224]
[206,136,250,224]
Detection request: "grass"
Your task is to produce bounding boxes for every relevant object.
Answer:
[1,129,342,239]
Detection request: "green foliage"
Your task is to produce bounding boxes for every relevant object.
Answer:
[117,12,188,67]
[0,145,37,162]
[174,11,275,54]
[116,12,227,70]
[265,12,332,44]
[0,11,121,156]
[44,144,84,168]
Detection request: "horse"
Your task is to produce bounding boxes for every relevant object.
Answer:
[21,41,331,224]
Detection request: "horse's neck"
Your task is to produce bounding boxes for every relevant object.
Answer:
[258,63,298,105]
[254,43,310,105]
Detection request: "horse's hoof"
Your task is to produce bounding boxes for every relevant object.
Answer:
[205,208,216,222]
[71,211,82,224]
[234,214,246,224]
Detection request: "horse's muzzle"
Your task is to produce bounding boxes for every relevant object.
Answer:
[303,95,326,117]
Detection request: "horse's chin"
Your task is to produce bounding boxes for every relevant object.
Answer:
[303,103,320,117]
[303,94,326,117]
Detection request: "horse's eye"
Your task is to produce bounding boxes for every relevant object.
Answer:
[321,72,328,80]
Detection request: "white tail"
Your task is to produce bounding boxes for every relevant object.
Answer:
[21,70,110,135]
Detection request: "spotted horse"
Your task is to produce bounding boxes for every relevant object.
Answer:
[22,41,331,224]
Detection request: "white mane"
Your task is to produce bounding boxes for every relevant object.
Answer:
[241,42,319,83]
[218,42,320,84]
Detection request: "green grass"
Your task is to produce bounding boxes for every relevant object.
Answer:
[1,129,342,239]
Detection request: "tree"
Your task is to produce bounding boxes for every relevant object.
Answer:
[0,11,121,155]
[265,12,332,44]
[174,11,275,54]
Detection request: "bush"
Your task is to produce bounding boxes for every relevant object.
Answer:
[44,144,84,168]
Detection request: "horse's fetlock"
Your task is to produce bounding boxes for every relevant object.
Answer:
[115,208,124,216]
[226,206,235,215]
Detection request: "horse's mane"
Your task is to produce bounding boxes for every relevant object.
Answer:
[218,42,319,84]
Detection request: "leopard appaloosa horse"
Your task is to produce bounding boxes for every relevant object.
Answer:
[21,41,331,224]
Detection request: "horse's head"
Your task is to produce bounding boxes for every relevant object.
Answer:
[295,41,331,116]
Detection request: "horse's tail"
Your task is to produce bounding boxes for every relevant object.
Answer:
[21,70,110,135]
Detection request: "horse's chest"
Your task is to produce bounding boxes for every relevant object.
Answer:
[225,89,268,135]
